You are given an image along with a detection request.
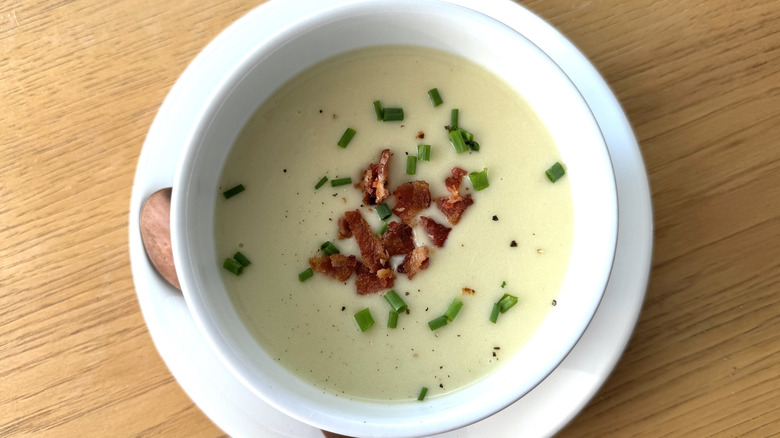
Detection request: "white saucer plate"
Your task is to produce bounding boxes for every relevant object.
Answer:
[128,1,653,436]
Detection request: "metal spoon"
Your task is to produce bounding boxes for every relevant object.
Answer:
[139,188,351,438]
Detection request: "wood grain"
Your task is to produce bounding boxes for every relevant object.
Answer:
[1,0,778,437]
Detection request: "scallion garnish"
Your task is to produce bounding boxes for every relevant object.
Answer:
[320,241,340,255]
[233,252,251,267]
[417,144,431,161]
[373,100,384,120]
[388,311,399,329]
[376,204,392,221]
[428,315,448,331]
[382,107,404,122]
[384,290,408,313]
[330,177,352,187]
[337,127,356,148]
[427,88,443,107]
[223,184,245,199]
[376,221,389,236]
[457,128,480,151]
[501,281,507,288]
[498,293,518,313]
[314,176,328,189]
[406,155,417,174]
[450,109,459,131]
[223,258,243,276]
[449,129,469,153]
[444,298,463,322]
[354,307,375,332]
[489,302,500,324]
[459,128,474,143]
[298,267,313,282]
[546,162,566,182]
[418,386,428,401]
[469,168,489,191]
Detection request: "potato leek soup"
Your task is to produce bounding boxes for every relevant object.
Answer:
[215,46,573,402]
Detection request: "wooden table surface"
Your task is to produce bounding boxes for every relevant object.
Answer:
[2,0,779,436]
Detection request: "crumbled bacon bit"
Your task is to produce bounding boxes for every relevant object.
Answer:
[435,167,474,225]
[391,181,431,225]
[420,216,451,248]
[382,221,416,256]
[355,263,395,295]
[308,254,357,282]
[344,209,388,273]
[416,131,425,139]
[359,148,392,205]
[336,216,351,240]
[462,287,476,295]
[397,246,430,280]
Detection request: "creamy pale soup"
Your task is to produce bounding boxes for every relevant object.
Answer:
[215,46,573,402]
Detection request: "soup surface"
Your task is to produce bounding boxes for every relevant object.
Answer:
[215,46,573,401]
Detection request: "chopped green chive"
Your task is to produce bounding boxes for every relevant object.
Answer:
[384,290,408,313]
[456,128,480,151]
[444,298,463,322]
[546,162,566,182]
[376,221,389,236]
[428,315,448,331]
[469,168,489,191]
[298,267,313,282]
[449,129,469,153]
[406,155,417,174]
[330,177,352,187]
[418,386,429,401]
[450,109,459,131]
[498,293,519,313]
[223,258,243,276]
[427,88,443,107]
[376,204,392,221]
[320,241,340,255]
[489,302,500,324]
[382,107,404,122]
[337,127,356,148]
[459,128,474,143]
[314,176,328,189]
[388,311,399,329]
[233,252,251,267]
[501,281,507,288]
[354,307,375,332]
[223,184,245,199]
[417,144,431,161]
[373,100,384,120]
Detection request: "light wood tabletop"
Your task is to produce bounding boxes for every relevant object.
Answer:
[2,0,778,436]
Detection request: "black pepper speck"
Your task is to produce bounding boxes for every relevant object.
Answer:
[510,240,518,247]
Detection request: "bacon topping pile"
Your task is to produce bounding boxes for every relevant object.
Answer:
[308,152,480,294]
[359,148,392,205]
[435,167,474,225]
[308,254,357,282]
[397,246,430,280]
[391,181,431,225]
[420,216,451,248]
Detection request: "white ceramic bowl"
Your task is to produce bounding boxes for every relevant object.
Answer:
[171,1,618,437]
